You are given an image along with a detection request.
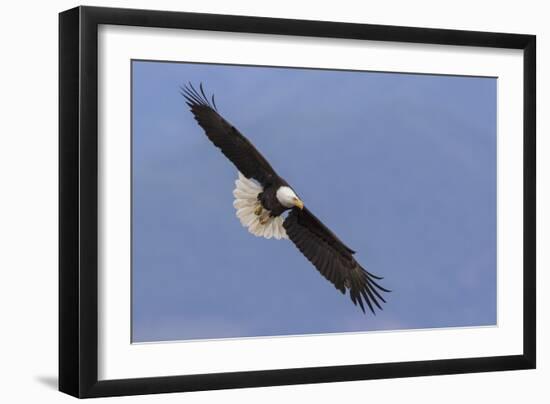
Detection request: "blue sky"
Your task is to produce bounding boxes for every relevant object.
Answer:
[131,60,497,342]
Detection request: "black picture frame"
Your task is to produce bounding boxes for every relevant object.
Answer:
[59,5,536,398]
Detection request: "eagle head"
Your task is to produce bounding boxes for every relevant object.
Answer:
[276,186,304,210]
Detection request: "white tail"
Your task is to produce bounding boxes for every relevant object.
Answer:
[233,172,288,240]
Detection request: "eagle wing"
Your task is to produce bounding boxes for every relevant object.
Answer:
[182,83,278,186]
[283,207,390,314]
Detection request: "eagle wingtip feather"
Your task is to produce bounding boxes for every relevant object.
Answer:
[180,82,219,112]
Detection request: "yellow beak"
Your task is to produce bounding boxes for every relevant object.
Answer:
[294,198,304,210]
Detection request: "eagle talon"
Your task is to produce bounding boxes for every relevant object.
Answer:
[254,204,263,216]
[259,213,270,225]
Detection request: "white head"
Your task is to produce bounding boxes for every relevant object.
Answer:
[276,186,304,209]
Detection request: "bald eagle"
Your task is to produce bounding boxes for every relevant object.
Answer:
[181,83,389,314]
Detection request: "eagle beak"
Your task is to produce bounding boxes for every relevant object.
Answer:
[294,198,304,210]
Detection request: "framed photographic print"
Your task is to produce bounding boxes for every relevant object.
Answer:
[59,5,536,398]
